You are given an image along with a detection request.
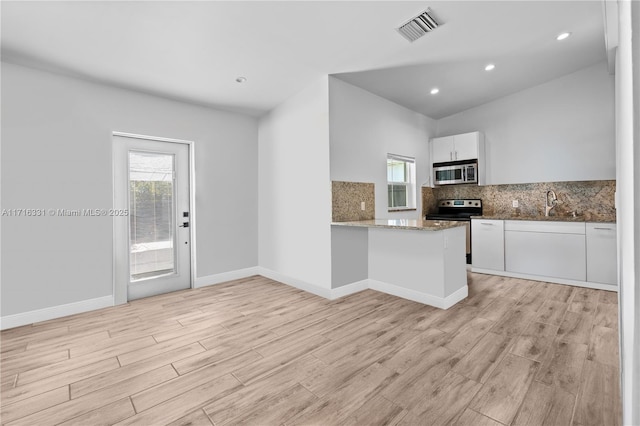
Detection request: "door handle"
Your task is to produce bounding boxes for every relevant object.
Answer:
[179,222,189,228]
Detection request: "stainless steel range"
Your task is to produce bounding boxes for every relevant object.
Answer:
[426,199,483,264]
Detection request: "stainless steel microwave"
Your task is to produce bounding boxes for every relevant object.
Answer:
[433,160,478,185]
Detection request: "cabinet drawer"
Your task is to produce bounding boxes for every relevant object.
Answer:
[586,223,616,232]
[504,220,585,235]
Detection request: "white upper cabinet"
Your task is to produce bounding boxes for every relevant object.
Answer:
[453,132,480,160]
[431,136,455,163]
[431,132,481,163]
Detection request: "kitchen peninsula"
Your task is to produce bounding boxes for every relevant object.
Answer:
[331,219,468,309]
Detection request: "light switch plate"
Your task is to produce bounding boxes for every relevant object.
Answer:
[361,201,366,211]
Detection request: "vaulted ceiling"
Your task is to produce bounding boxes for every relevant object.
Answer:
[1,1,606,118]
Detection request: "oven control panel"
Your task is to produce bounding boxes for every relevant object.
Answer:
[437,199,482,208]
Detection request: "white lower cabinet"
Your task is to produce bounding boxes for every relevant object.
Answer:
[471,219,504,271]
[472,219,617,288]
[504,221,586,281]
[586,223,617,285]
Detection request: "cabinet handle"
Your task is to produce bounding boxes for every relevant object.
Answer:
[450,151,453,161]
[481,222,495,226]
[455,150,458,160]
[593,227,613,230]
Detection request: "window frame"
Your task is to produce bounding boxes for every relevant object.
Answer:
[387,153,416,211]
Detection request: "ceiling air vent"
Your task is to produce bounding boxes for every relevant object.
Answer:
[396,8,440,43]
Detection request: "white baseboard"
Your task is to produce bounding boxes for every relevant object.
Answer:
[257,269,467,308]
[1,266,261,330]
[368,279,467,309]
[194,266,260,288]
[471,268,619,292]
[258,267,332,299]
[257,270,367,300]
[442,285,470,309]
[330,279,369,299]
[0,295,114,330]
[0,267,470,330]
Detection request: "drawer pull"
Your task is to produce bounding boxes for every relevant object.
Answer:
[593,227,613,231]
[481,223,495,226]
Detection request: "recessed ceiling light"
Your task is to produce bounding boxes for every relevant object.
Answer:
[430,88,439,95]
[556,32,571,41]
[235,77,247,83]
[485,64,496,71]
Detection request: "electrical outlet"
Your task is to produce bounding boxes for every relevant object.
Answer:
[361,201,366,211]
[512,200,519,208]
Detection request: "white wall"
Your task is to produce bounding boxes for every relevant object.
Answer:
[331,226,368,289]
[1,62,258,317]
[616,1,640,423]
[436,61,615,185]
[329,77,437,219]
[258,76,332,291]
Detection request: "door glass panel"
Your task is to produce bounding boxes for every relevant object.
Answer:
[129,151,175,281]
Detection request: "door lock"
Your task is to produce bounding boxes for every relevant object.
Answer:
[179,222,189,228]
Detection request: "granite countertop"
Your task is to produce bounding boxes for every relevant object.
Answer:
[471,214,616,223]
[331,219,467,231]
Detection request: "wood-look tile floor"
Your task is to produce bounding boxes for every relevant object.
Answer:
[0,273,621,425]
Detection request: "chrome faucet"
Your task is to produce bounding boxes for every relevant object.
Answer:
[545,190,558,216]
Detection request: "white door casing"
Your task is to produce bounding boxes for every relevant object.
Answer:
[113,132,194,303]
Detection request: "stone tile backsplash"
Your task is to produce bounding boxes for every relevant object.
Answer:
[332,181,375,222]
[422,180,616,222]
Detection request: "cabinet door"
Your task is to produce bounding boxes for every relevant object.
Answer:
[453,132,479,161]
[431,136,454,163]
[505,229,586,281]
[472,219,504,271]
[586,223,617,285]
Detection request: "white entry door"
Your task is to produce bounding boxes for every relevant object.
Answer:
[113,133,192,302]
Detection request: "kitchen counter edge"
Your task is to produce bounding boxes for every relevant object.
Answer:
[331,219,466,231]
[471,215,616,223]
